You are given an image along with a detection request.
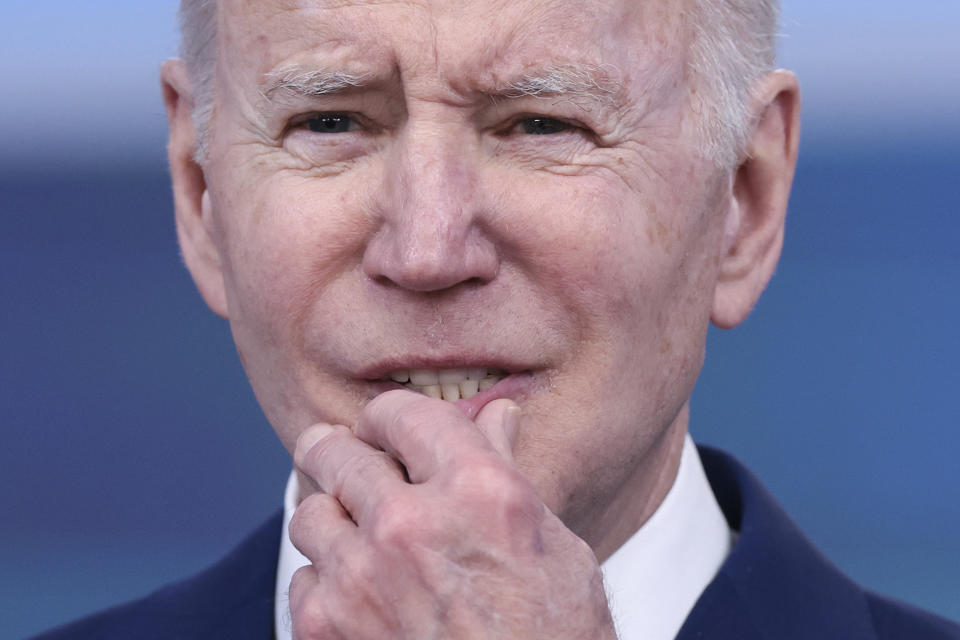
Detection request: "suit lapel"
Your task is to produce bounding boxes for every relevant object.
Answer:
[160,509,283,638]
[678,447,878,640]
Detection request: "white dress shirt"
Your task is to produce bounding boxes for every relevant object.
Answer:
[274,434,732,640]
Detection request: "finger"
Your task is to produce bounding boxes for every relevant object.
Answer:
[473,399,521,461]
[295,422,407,524]
[289,491,355,561]
[356,389,492,483]
[288,565,330,639]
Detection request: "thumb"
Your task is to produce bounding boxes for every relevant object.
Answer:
[474,399,521,461]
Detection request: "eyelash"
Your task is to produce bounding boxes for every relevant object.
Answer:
[504,115,583,137]
[291,113,585,138]
[292,113,366,135]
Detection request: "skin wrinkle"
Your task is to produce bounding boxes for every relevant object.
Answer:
[188,0,778,166]
[258,62,630,134]
[168,1,793,598]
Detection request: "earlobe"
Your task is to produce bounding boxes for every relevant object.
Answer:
[711,70,801,329]
[162,59,229,319]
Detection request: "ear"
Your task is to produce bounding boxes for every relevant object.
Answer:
[711,70,800,329]
[161,59,229,319]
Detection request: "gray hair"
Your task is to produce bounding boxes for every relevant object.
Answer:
[177,0,779,168]
[177,0,216,162]
[689,0,780,168]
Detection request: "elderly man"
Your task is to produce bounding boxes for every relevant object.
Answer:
[35,0,959,638]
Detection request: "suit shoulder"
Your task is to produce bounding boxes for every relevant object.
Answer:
[30,511,283,640]
[867,592,960,640]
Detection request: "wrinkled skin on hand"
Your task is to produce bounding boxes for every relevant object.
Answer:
[288,391,618,639]
[161,0,799,633]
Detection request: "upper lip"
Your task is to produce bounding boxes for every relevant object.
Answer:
[356,356,533,381]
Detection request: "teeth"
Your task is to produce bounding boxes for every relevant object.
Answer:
[459,378,479,399]
[410,369,439,385]
[441,383,460,401]
[438,369,468,384]
[384,368,505,401]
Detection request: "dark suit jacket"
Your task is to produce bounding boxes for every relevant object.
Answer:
[33,447,960,639]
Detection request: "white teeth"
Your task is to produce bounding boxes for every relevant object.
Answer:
[384,368,505,401]
[389,370,410,383]
[459,378,479,399]
[410,369,439,385]
[438,368,468,384]
[441,383,460,401]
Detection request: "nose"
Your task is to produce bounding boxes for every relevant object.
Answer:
[362,128,499,292]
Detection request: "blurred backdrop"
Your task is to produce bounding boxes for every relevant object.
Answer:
[2,1,958,637]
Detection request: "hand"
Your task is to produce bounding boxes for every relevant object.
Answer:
[288,389,617,639]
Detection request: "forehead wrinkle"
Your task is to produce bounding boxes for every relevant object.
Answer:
[224,0,686,117]
[427,0,652,107]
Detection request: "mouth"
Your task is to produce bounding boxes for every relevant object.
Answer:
[377,367,508,402]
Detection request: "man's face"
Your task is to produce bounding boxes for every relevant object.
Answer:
[198,0,731,528]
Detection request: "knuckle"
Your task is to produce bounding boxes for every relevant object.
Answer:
[288,567,328,637]
[449,456,540,523]
[289,565,314,599]
[363,390,427,428]
[334,450,394,496]
[289,493,336,552]
[388,399,434,437]
[369,493,423,548]
[450,454,513,500]
[297,426,350,471]
[385,393,460,435]
[336,545,378,593]
[292,598,334,640]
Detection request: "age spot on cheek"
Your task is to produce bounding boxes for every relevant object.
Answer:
[659,338,672,355]
[645,220,673,253]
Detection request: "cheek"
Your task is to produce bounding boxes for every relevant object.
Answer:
[509,175,696,329]
[215,174,372,332]
[512,165,723,408]
[208,170,380,442]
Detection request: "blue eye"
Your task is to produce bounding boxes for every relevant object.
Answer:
[520,117,571,135]
[306,115,353,133]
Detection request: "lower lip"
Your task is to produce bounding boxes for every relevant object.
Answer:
[366,372,533,420]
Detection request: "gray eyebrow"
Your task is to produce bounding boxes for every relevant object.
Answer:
[493,64,623,107]
[262,66,371,100]
[260,63,623,108]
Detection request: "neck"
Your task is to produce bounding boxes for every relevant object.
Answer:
[583,404,689,563]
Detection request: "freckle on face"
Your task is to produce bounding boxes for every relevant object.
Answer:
[203,0,726,533]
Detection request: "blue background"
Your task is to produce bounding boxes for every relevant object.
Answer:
[2,2,958,636]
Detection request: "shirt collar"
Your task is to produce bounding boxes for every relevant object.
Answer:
[602,434,733,640]
[274,433,731,640]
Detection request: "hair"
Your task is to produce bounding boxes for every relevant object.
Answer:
[177,0,779,168]
[177,0,217,163]
[689,0,780,168]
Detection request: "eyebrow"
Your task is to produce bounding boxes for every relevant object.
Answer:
[260,62,623,109]
[488,64,623,108]
[262,65,372,101]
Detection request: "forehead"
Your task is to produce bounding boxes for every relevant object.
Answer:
[218,0,690,93]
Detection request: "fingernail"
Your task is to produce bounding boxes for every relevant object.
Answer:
[295,423,335,463]
[504,405,522,444]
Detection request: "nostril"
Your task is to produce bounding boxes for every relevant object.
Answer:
[363,234,499,292]
[368,274,491,295]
